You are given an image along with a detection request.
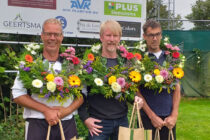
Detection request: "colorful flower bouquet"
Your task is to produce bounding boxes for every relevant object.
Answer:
[18,43,82,104]
[134,37,185,93]
[80,43,143,101]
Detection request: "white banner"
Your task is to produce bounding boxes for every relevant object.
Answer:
[0,0,146,40]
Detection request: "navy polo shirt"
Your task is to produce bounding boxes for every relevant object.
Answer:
[140,51,173,116]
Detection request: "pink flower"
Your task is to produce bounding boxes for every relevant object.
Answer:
[165,44,173,49]
[54,77,64,86]
[117,77,126,88]
[173,46,180,51]
[165,51,171,55]
[160,69,169,80]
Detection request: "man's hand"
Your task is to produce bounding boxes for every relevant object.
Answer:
[164,115,177,130]
[134,96,143,109]
[43,108,60,126]
[84,117,103,136]
[52,106,66,119]
[150,115,165,130]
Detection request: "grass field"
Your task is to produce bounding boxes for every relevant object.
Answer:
[176,97,210,140]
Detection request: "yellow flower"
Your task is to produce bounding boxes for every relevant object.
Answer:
[129,71,141,82]
[46,74,54,82]
[68,75,81,86]
[154,69,160,75]
[108,76,116,85]
[173,68,184,79]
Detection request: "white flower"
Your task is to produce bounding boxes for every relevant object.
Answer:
[28,43,35,48]
[140,44,146,52]
[32,79,43,88]
[178,62,184,68]
[144,74,152,82]
[164,37,169,42]
[47,81,56,92]
[155,75,164,83]
[31,50,37,55]
[111,82,121,93]
[91,44,101,53]
[20,61,25,65]
[94,78,103,86]
[34,45,40,50]
[26,47,31,51]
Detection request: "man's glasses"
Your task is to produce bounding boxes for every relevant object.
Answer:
[145,32,161,38]
[43,32,62,38]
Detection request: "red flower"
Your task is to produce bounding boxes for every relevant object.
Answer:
[65,88,69,93]
[72,57,80,65]
[25,54,33,63]
[172,52,180,58]
[126,52,134,60]
[41,72,47,75]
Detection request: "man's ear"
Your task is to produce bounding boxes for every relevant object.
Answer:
[143,33,146,40]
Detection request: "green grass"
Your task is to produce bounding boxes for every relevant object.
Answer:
[177,97,210,140]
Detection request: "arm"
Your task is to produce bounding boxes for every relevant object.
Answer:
[78,92,102,136]
[53,96,84,119]
[164,83,181,129]
[136,90,165,129]
[14,94,60,125]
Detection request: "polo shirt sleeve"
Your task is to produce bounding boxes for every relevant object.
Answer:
[11,75,27,99]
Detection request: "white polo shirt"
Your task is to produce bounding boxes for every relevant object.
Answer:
[12,60,76,120]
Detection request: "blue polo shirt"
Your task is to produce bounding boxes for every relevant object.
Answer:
[140,51,173,116]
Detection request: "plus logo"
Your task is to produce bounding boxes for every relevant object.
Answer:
[70,0,91,10]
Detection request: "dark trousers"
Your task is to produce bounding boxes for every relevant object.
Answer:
[89,116,128,140]
[26,117,77,140]
[141,114,176,140]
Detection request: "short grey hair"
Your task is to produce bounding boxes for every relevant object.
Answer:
[42,18,63,33]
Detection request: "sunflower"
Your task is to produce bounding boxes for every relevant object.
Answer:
[68,75,81,86]
[87,53,95,61]
[129,71,141,82]
[173,68,184,79]
[25,54,33,63]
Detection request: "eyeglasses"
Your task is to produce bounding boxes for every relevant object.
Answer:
[43,32,62,38]
[145,32,161,38]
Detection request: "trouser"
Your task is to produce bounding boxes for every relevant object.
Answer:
[25,117,77,140]
[141,114,176,140]
[88,116,128,140]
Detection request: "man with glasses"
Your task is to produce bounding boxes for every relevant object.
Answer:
[138,20,181,140]
[12,18,83,140]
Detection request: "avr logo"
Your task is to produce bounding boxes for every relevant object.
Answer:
[71,0,91,10]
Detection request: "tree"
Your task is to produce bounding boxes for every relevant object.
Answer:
[186,0,210,30]
[147,0,183,30]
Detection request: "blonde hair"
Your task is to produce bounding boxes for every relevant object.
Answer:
[42,18,63,33]
[100,20,122,37]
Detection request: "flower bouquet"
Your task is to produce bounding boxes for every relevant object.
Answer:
[18,43,82,104]
[80,43,142,101]
[134,37,185,93]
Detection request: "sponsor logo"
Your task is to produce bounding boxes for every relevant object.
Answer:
[71,0,91,10]
[63,0,98,15]
[104,1,142,17]
[56,16,67,29]
[118,21,141,38]
[2,14,41,30]
[77,19,100,34]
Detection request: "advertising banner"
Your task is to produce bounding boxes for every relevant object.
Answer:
[0,0,146,40]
